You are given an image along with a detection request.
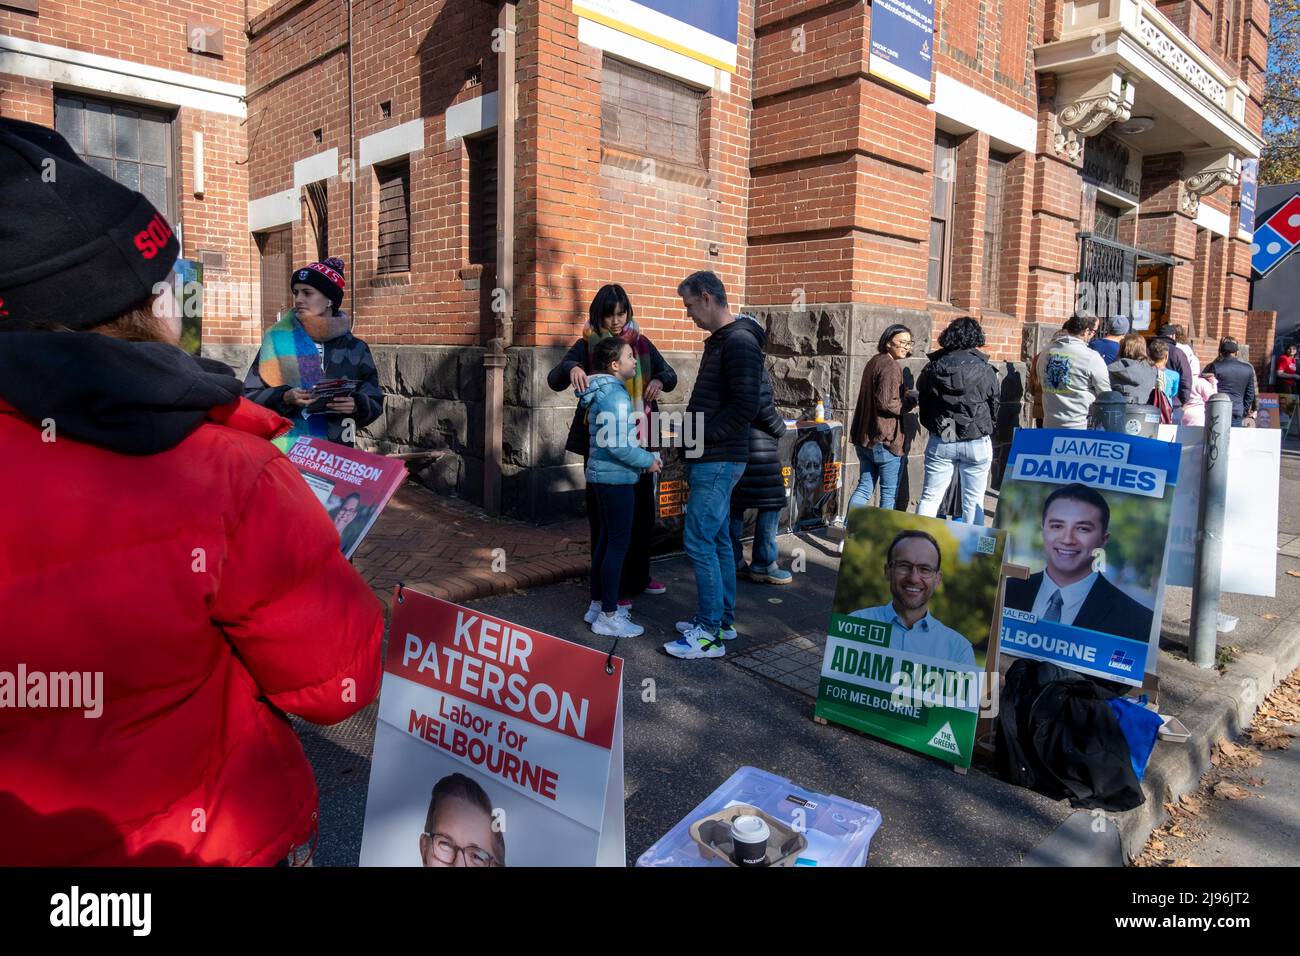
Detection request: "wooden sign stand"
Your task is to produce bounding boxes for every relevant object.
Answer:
[967,562,1030,770]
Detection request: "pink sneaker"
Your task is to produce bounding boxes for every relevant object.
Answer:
[644,580,667,595]
[618,599,633,608]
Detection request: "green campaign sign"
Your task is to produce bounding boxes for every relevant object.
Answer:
[814,511,1007,769]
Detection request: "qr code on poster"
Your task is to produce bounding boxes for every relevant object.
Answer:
[976,536,997,555]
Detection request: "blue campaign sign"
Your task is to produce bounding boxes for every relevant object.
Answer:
[575,0,739,71]
[1005,429,1181,495]
[1000,614,1151,683]
[868,0,936,99]
[639,0,738,43]
[1251,223,1296,278]
[998,430,1181,687]
[1239,159,1258,235]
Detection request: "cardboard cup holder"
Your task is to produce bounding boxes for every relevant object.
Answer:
[687,804,809,867]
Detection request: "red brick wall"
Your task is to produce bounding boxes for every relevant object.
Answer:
[506,1,754,351]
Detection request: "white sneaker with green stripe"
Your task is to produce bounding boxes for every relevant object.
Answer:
[675,619,737,641]
[664,624,726,659]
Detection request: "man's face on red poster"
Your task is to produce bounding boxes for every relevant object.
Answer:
[334,497,359,534]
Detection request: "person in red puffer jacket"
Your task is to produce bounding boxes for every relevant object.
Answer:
[0,118,384,866]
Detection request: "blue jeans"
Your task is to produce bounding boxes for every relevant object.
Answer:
[590,483,635,612]
[849,443,902,510]
[916,435,992,524]
[684,461,745,630]
[729,507,781,571]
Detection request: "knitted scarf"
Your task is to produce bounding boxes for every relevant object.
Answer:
[257,308,351,447]
[586,323,652,442]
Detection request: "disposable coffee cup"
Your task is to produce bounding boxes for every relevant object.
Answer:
[730,814,770,867]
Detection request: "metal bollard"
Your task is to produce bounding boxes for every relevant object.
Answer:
[1189,394,1233,669]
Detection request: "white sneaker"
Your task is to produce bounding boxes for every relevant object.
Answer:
[664,626,726,659]
[676,619,737,640]
[587,601,632,624]
[592,613,644,638]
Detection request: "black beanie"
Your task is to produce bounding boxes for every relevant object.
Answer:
[0,118,180,330]
[291,257,346,312]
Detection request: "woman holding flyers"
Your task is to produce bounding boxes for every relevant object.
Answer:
[547,284,677,607]
[0,118,384,865]
[243,256,384,448]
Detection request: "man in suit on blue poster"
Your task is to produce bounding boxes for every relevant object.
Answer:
[1003,483,1153,644]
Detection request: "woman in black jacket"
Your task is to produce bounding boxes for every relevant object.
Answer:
[547,284,677,607]
[915,316,999,524]
[728,323,791,585]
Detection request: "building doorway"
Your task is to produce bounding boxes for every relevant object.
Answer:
[256,227,293,331]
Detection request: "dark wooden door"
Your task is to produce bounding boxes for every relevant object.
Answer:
[257,227,292,331]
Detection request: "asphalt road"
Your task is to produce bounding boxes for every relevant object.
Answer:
[299,528,1073,866]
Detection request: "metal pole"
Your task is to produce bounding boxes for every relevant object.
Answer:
[1189,393,1233,669]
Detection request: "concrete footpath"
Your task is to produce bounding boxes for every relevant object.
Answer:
[297,439,1300,866]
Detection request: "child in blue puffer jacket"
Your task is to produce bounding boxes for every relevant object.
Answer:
[577,336,663,638]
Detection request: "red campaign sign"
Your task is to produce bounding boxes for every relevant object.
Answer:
[389,590,622,751]
[285,436,407,558]
[1268,195,1300,245]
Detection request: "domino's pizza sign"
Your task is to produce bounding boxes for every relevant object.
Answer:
[1252,193,1300,278]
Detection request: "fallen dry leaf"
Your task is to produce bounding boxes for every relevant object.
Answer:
[1170,858,1200,867]
[1287,570,1300,578]
[1262,613,1281,621]
[1249,731,1293,751]
[1213,782,1253,800]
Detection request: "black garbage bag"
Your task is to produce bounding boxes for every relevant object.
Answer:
[995,659,1144,812]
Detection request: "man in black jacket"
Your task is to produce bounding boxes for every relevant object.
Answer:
[665,271,763,660]
[1205,338,1257,426]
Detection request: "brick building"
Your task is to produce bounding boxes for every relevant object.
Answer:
[1,0,1272,519]
[1,0,253,343]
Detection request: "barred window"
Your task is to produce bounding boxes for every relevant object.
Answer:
[928,133,958,302]
[376,161,410,274]
[467,133,497,266]
[55,93,173,220]
[601,57,704,169]
[983,153,1012,312]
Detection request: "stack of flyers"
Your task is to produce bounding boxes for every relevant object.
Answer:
[305,378,361,415]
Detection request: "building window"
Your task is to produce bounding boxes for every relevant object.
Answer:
[601,57,704,169]
[928,133,958,302]
[305,181,328,262]
[467,133,497,266]
[376,161,410,275]
[54,93,174,220]
[1217,0,1238,56]
[1094,201,1122,242]
[983,152,1012,312]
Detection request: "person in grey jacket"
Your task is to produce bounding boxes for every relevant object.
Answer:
[576,336,662,639]
[1032,314,1110,429]
[1106,333,1158,405]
